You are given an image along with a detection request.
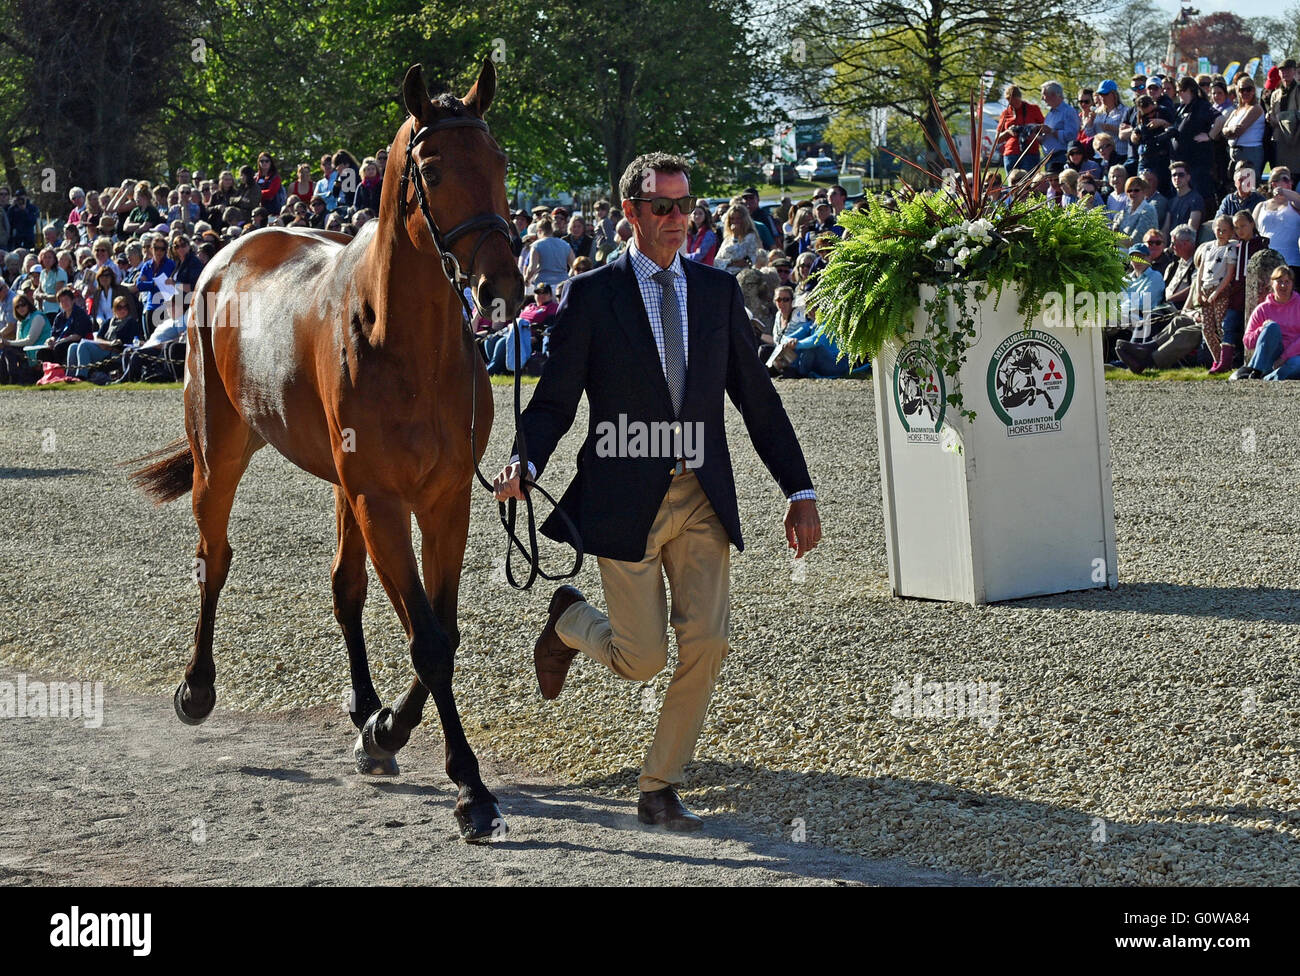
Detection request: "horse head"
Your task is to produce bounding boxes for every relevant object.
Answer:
[398,61,525,328]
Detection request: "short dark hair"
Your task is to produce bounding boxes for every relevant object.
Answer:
[619,152,691,208]
[57,286,76,301]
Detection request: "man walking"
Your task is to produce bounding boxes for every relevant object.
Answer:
[494,151,821,831]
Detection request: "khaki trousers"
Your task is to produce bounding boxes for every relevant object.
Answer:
[555,470,730,793]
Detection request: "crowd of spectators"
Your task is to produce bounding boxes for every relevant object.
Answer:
[994,66,1300,380]
[0,147,388,384]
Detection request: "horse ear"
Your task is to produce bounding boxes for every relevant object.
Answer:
[461,58,496,117]
[402,64,429,121]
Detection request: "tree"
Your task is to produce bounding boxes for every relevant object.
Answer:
[1177,13,1268,70]
[1100,0,1169,69]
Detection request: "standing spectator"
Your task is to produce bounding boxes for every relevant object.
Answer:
[1195,214,1239,369]
[1252,166,1300,276]
[314,154,338,211]
[1149,77,1176,121]
[122,182,161,236]
[1164,162,1205,237]
[66,187,86,227]
[524,218,573,292]
[1171,77,1216,203]
[353,158,382,214]
[1268,58,1300,174]
[287,162,314,202]
[562,215,594,261]
[591,200,616,261]
[1233,265,1300,380]
[255,153,283,214]
[1222,78,1265,182]
[1128,95,1173,196]
[7,188,39,249]
[332,150,361,211]
[1093,80,1128,168]
[0,185,9,250]
[995,85,1045,173]
[686,205,717,265]
[1037,81,1081,173]
[1214,209,1271,372]
[605,218,633,265]
[800,200,842,253]
[714,204,760,274]
[742,187,777,247]
[1077,87,1096,142]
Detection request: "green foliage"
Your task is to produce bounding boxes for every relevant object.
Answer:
[812,195,1126,420]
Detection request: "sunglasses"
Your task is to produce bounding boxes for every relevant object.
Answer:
[627,195,693,216]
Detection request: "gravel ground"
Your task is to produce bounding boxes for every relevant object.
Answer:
[1,379,1298,885]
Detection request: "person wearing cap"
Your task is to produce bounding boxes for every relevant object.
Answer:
[1104,243,1166,363]
[799,199,841,254]
[1146,77,1176,122]
[741,187,777,248]
[1093,80,1129,165]
[1268,58,1300,174]
[1115,224,1205,373]
[1066,141,1102,180]
[1127,94,1173,196]
[995,85,1045,174]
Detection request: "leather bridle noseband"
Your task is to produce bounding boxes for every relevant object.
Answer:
[397,114,522,319]
[397,111,581,591]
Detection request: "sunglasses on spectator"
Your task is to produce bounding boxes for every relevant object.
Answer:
[1273,176,1292,184]
[627,195,693,216]
[1078,99,1092,106]
[776,296,792,302]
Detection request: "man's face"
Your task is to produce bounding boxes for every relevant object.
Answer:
[1173,236,1194,259]
[321,156,333,172]
[1284,67,1296,86]
[1236,170,1256,194]
[59,295,74,313]
[830,188,846,209]
[622,169,690,254]
[743,192,759,211]
[1041,88,1059,107]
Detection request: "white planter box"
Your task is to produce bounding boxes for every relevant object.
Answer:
[872,282,1118,604]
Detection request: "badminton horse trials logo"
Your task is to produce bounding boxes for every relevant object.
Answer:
[893,341,946,443]
[987,330,1074,436]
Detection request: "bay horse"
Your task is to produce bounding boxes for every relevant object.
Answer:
[129,61,524,842]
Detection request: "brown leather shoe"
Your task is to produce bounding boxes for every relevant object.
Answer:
[638,787,704,832]
[533,585,585,700]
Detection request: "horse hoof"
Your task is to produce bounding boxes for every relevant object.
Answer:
[174,681,214,725]
[352,735,400,776]
[358,707,397,760]
[456,796,505,844]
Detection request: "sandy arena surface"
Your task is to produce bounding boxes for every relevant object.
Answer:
[1,379,1298,885]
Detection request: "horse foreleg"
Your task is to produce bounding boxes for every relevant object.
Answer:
[351,492,501,841]
[332,486,382,729]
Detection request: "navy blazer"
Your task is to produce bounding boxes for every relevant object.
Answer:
[516,250,814,562]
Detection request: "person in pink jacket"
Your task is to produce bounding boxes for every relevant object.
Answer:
[1235,265,1300,380]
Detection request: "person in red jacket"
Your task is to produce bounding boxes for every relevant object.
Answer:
[996,85,1046,174]
[254,152,282,214]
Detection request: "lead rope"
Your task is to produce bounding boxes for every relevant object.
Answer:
[400,120,582,590]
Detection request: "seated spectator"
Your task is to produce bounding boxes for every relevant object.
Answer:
[1164,161,1205,236]
[1116,177,1159,246]
[1140,165,1170,226]
[1252,167,1300,276]
[1143,229,1172,274]
[33,247,68,316]
[772,323,859,378]
[1092,132,1122,175]
[556,256,593,303]
[484,281,559,373]
[35,286,94,363]
[86,265,135,328]
[1234,265,1300,380]
[1105,243,1166,363]
[122,182,161,236]
[1104,164,1130,219]
[66,295,143,380]
[799,200,842,253]
[287,162,314,203]
[133,237,176,335]
[1217,162,1265,218]
[1066,141,1102,179]
[0,293,49,383]
[714,204,760,274]
[1115,225,1207,374]
[686,206,717,266]
[308,195,329,228]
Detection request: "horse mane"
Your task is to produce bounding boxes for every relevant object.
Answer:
[429,93,473,117]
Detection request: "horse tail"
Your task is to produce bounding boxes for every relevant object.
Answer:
[126,437,195,503]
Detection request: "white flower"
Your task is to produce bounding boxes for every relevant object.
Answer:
[955,246,971,267]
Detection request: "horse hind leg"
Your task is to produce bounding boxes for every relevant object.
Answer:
[332,485,398,775]
[175,405,262,725]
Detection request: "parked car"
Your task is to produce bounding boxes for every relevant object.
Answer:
[762,161,799,182]
[795,156,839,180]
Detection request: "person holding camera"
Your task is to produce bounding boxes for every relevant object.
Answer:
[996,85,1045,174]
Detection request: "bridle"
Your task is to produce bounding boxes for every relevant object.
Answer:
[398,111,581,591]
[397,114,522,318]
